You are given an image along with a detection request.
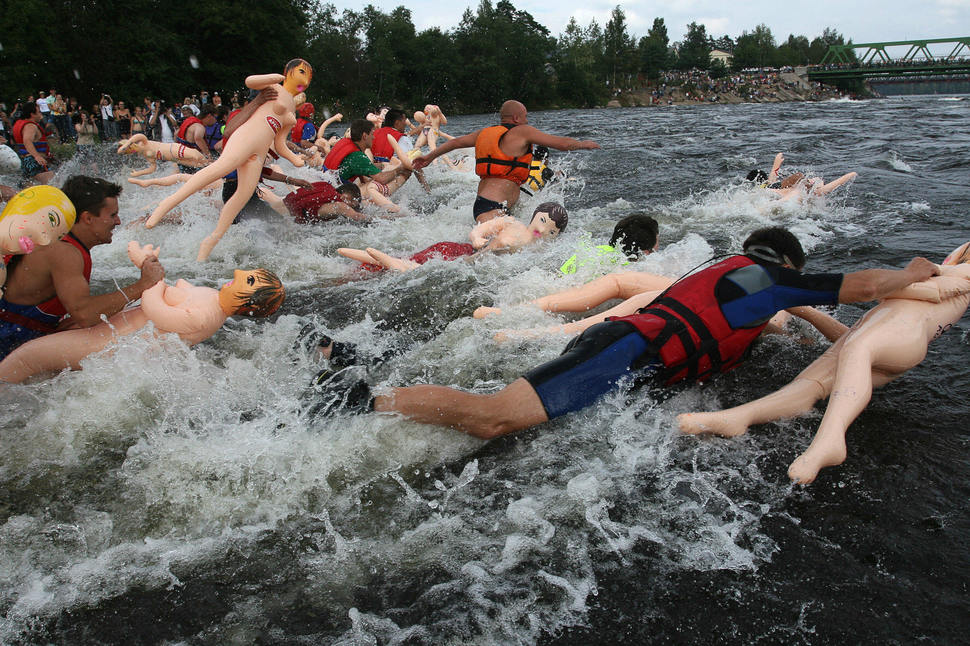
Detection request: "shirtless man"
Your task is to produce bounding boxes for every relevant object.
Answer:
[412,100,599,223]
[0,176,165,359]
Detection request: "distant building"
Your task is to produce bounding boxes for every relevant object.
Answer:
[710,49,733,66]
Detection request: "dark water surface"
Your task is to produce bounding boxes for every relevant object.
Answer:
[1,95,968,644]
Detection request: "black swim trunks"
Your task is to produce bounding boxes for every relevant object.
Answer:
[472,195,509,222]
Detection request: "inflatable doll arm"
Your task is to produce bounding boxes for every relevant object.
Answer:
[469,216,513,249]
[885,274,970,303]
[245,74,285,90]
[139,282,208,336]
[785,306,850,342]
[275,127,304,167]
[127,241,160,268]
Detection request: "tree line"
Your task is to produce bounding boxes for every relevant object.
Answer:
[0,0,854,114]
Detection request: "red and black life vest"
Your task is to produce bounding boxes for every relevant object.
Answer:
[176,116,203,148]
[371,126,403,160]
[611,255,768,385]
[474,124,532,184]
[324,138,360,171]
[12,118,50,158]
[289,118,313,144]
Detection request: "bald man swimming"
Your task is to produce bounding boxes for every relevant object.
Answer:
[412,100,600,223]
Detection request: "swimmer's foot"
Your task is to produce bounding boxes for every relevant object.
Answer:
[677,412,750,437]
[305,367,374,417]
[787,435,847,484]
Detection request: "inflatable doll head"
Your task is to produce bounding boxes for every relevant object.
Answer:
[529,202,568,237]
[282,59,313,96]
[942,241,970,266]
[218,269,286,317]
[117,134,148,155]
[1,185,77,255]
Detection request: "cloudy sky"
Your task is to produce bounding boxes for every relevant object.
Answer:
[328,0,969,53]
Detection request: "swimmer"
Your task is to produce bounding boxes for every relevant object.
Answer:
[678,241,970,484]
[337,202,568,272]
[257,182,368,223]
[413,100,598,224]
[747,153,858,201]
[559,213,659,275]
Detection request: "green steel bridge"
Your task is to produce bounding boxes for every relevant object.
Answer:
[807,37,970,81]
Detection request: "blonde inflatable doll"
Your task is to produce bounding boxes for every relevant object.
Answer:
[1,186,76,293]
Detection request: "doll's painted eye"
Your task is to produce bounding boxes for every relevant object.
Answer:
[247,274,256,286]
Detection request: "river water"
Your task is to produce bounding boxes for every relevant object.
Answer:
[1,95,968,644]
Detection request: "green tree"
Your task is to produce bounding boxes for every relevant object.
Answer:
[732,24,777,69]
[678,21,711,70]
[556,18,607,106]
[603,6,635,88]
[638,17,671,80]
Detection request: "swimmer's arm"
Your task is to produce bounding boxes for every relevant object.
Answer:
[785,306,850,342]
[514,126,599,151]
[222,88,277,141]
[245,73,285,90]
[418,131,478,165]
[838,258,940,303]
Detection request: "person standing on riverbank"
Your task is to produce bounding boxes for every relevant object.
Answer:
[412,100,599,224]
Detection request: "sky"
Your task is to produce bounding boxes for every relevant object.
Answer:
[325,0,970,52]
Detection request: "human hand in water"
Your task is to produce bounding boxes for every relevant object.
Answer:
[412,155,432,170]
[473,306,502,319]
[576,140,600,150]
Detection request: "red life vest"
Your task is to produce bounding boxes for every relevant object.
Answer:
[611,256,768,385]
[474,124,532,184]
[289,118,313,144]
[12,119,49,157]
[324,137,361,172]
[176,116,203,148]
[35,234,93,319]
[371,126,403,160]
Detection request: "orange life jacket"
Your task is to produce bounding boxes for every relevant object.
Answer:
[474,124,532,184]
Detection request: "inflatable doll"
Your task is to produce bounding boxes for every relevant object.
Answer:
[337,202,568,272]
[0,242,285,383]
[1,185,77,294]
[116,134,209,177]
[678,241,970,484]
[145,58,312,261]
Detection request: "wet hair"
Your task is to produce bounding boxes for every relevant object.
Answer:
[20,101,38,118]
[61,175,122,217]
[336,183,361,201]
[350,118,374,142]
[232,269,286,317]
[199,104,218,118]
[533,145,549,162]
[383,109,406,128]
[531,202,568,233]
[284,58,312,75]
[742,227,806,270]
[746,169,768,183]
[779,172,804,189]
[609,214,659,259]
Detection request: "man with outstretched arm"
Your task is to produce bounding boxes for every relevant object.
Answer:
[413,100,599,223]
[308,227,939,439]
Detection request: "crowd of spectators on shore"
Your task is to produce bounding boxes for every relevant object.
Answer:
[0,88,250,149]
